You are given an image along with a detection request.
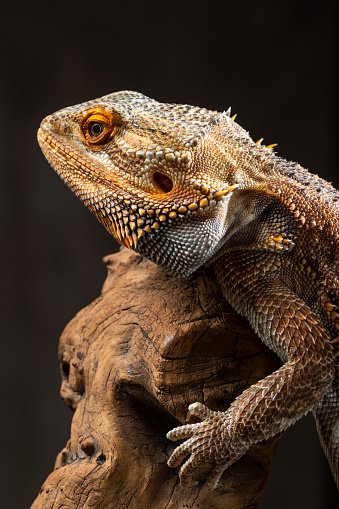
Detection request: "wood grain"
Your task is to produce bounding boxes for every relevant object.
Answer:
[31,247,280,509]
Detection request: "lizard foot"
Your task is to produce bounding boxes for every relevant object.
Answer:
[167,402,247,488]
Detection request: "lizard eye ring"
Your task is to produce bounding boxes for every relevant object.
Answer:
[81,109,116,146]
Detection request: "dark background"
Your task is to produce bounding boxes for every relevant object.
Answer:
[1,1,338,507]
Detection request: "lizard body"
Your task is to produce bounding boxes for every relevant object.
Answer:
[38,91,339,490]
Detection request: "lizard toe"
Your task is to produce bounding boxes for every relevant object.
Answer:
[178,457,200,488]
[187,402,217,420]
[205,462,228,489]
[166,421,204,441]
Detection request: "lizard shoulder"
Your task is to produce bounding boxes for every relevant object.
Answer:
[219,188,297,254]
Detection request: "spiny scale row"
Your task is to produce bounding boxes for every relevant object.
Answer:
[82,184,238,248]
[263,234,295,252]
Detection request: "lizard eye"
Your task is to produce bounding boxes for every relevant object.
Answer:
[88,122,104,138]
[81,109,116,146]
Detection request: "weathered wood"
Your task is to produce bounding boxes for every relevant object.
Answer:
[32,247,280,509]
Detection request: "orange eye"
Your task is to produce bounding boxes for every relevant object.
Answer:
[81,109,116,145]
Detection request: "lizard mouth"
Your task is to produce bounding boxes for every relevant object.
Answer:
[38,124,125,192]
[38,124,144,248]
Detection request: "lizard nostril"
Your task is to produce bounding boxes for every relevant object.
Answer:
[39,115,71,135]
[153,172,173,193]
[57,120,71,135]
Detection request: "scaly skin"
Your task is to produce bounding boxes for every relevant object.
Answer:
[38,91,339,490]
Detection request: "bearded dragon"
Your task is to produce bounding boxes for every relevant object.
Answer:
[38,91,339,490]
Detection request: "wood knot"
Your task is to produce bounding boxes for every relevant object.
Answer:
[79,436,96,456]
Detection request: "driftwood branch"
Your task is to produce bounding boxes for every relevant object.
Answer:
[32,247,280,509]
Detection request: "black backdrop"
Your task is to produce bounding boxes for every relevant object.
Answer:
[1,1,338,507]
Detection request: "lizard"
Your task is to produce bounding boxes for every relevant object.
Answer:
[38,91,339,491]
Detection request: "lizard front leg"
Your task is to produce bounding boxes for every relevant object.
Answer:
[167,251,335,488]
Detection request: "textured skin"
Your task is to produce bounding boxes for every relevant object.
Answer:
[38,91,339,490]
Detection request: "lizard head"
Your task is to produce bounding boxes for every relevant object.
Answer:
[38,91,246,276]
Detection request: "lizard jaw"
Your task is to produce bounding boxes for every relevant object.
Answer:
[38,121,238,255]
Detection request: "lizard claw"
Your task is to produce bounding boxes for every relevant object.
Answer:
[166,402,223,446]
[167,402,242,488]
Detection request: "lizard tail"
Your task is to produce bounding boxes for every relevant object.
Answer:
[313,367,339,490]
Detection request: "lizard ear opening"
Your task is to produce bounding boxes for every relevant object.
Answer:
[153,172,173,193]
